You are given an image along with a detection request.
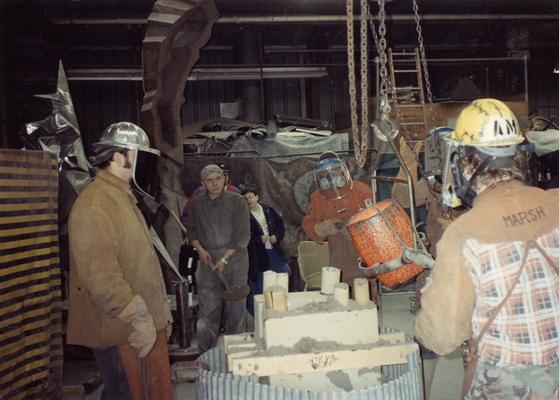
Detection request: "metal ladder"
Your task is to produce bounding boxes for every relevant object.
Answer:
[388,48,427,139]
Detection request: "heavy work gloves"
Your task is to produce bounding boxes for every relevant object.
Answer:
[314,218,344,239]
[117,295,156,358]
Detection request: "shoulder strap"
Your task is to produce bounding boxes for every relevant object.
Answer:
[475,240,532,342]
[462,240,532,397]
[532,240,559,276]
[477,239,559,341]
[463,238,558,397]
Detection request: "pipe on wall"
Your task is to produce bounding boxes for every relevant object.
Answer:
[236,27,263,123]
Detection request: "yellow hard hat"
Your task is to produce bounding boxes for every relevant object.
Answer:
[450,98,524,147]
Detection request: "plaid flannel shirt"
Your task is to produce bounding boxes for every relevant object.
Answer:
[465,228,559,367]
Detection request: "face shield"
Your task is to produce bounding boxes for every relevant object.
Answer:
[424,126,453,187]
[131,148,160,199]
[440,138,464,208]
[314,156,352,200]
[441,138,518,208]
[93,122,160,199]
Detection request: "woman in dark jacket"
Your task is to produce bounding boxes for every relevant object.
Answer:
[241,186,290,314]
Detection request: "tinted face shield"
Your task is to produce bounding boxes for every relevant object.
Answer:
[314,157,352,200]
[132,149,160,199]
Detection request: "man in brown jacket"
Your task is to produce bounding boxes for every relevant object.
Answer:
[67,122,173,400]
[415,99,559,399]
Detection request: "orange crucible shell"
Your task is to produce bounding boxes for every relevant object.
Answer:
[347,199,423,288]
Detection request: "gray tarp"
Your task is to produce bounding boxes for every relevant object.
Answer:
[229,133,349,161]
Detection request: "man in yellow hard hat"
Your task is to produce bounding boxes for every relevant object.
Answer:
[414,99,559,399]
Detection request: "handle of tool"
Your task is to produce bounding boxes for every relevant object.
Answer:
[208,260,229,289]
[215,270,230,290]
[140,357,150,399]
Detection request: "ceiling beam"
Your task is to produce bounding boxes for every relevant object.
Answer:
[65,66,328,81]
[50,14,559,25]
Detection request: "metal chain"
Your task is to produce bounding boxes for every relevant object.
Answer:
[346,0,364,168]
[376,0,389,102]
[367,0,451,219]
[413,0,435,130]
[367,0,414,146]
[359,0,370,168]
[412,0,451,219]
[347,0,370,169]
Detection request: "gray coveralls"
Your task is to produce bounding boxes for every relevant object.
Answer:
[187,190,250,354]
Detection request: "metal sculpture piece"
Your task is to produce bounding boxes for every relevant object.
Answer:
[141,0,219,164]
[19,60,92,194]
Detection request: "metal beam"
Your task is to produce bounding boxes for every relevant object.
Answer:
[218,14,559,24]
[66,66,328,81]
[50,14,559,25]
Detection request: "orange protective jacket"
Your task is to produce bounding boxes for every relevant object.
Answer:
[302,181,374,285]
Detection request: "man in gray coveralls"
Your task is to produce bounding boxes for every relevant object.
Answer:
[187,164,251,353]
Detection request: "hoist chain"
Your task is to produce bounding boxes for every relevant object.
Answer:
[366,0,452,219]
[412,0,451,219]
[359,0,370,169]
[413,0,435,130]
[346,0,367,168]
[375,0,389,103]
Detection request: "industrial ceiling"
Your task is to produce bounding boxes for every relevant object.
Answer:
[2,0,559,148]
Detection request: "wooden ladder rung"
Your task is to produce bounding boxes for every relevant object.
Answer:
[398,104,423,108]
[394,69,419,73]
[400,122,426,126]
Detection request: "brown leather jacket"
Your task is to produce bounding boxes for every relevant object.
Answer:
[67,170,172,348]
[415,180,559,355]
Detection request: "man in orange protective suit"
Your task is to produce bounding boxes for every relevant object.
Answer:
[302,151,378,304]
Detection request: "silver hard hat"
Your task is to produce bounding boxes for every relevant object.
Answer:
[93,122,160,156]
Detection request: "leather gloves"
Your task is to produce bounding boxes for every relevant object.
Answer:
[314,218,343,239]
[117,295,156,358]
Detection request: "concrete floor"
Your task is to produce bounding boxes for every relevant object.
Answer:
[379,292,464,400]
[66,292,464,400]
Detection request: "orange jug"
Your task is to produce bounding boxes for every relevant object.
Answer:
[347,199,423,287]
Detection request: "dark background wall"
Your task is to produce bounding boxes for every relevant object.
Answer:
[1,0,559,151]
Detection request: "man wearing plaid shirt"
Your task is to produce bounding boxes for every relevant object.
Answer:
[415,99,559,399]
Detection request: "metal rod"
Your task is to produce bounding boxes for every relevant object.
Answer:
[371,170,378,203]
[385,133,417,248]
[66,66,330,81]
[175,281,191,349]
[524,54,529,104]
[184,148,384,160]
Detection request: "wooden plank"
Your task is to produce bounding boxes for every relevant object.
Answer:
[229,342,418,376]
[0,165,58,176]
[226,346,259,368]
[377,332,406,344]
[223,333,254,350]
[224,333,258,367]
[269,366,380,392]
[225,341,258,358]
